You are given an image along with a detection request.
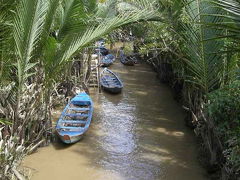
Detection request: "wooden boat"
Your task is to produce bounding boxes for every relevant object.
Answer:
[105,54,115,61]
[95,47,109,56]
[100,68,123,94]
[119,50,135,66]
[56,92,93,144]
[100,54,115,67]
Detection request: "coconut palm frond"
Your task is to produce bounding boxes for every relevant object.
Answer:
[57,0,97,39]
[40,0,158,85]
[203,0,240,38]
[0,1,17,83]
[179,0,225,93]
[13,0,50,88]
[42,0,60,39]
[196,0,240,83]
[211,0,240,16]
[57,0,158,63]
[95,0,118,19]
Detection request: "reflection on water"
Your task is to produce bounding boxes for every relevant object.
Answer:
[23,62,207,180]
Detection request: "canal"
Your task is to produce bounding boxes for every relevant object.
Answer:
[23,61,207,180]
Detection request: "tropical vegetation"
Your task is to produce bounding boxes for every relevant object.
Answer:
[121,0,240,179]
[0,0,157,178]
[1,0,240,179]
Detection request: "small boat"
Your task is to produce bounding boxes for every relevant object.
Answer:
[95,47,109,56]
[100,54,115,67]
[119,50,135,66]
[56,92,93,144]
[100,68,123,94]
[105,54,115,61]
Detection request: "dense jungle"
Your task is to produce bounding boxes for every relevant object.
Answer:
[0,0,240,179]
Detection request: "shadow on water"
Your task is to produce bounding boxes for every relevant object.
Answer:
[23,61,208,180]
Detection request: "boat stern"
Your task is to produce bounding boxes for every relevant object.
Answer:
[56,130,84,144]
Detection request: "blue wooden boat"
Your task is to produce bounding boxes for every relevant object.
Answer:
[119,50,135,66]
[56,92,93,144]
[100,68,123,94]
[100,54,115,67]
[95,47,109,56]
[106,54,115,61]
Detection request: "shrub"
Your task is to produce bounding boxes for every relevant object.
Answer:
[206,81,240,177]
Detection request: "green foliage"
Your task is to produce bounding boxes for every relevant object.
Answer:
[206,81,240,173]
[108,0,240,178]
[0,1,159,178]
[124,1,240,176]
[0,0,159,161]
[207,81,240,139]
[0,119,12,125]
[123,43,133,55]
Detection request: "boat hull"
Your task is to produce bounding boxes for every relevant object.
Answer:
[102,86,122,94]
[119,50,135,66]
[55,92,93,144]
[100,68,123,94]
[120,55,135,66]
[120,59,134,66]
[100,54,115,67]
[56,131,84,144]
[101,62,112,67]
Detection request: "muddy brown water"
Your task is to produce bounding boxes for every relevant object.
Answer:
[23,61,207,180]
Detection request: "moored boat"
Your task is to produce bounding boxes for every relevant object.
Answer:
[56,92,93,144]
[100,54,115,67]
[105,54,115,61]
[95,47,109,56]
[100,68,123,94]
[119,50,135,66]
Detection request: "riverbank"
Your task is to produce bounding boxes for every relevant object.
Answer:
[144,53,240,179]
[23,61,207,180]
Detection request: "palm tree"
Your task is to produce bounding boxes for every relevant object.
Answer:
[0,0,158,178]
[0,0,158,142]
[139,0,240,177]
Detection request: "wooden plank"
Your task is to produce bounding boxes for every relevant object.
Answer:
[58,126,84,130]
[61,120,87,124]
[68,107,90,111]
[64,113,88,117]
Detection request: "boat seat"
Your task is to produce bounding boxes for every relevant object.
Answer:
[68,108,90,111]
[105,81,117,83]
[58,126,84,130]
[61,120,87,124]
[103,80,117,82]
[64,113,89,117]
[105,79,117,81]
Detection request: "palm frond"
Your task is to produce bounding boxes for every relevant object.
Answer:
[0,0,17,83]
[179,0,225,93]
[204,0,240,38]
[13,0,50,87]
[57,0,97,39]
[58,0,158,63]
[95,0,118,19]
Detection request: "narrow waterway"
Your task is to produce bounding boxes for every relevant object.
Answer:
[23,61,207,180]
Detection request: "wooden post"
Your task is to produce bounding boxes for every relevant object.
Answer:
[98,48,101,93]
